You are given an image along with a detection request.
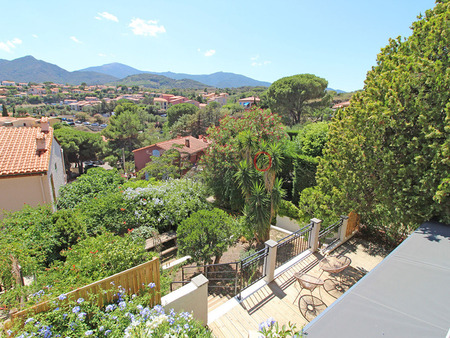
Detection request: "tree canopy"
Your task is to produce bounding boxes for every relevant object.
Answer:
[54,126,104,174]
[166,103,199,127]
[267,74,331,125]
[177,208,236,265]
[310,1,450,239]
[201,108,289,241]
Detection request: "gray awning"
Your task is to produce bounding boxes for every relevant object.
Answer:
[303,221,450,338]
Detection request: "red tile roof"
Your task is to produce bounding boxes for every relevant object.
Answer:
[133,136,210,155]
[0,126,53,177]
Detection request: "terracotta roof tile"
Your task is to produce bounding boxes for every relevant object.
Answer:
[0,126,53,177]
[133,136,210,155]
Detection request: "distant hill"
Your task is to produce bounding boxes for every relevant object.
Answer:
[79,63,271,88]
[326,87,346,94]
[80,63,144,79]
[112,73,211,90]
[0,56,118,85]
[152,71,271,88]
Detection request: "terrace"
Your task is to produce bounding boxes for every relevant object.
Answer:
[207,236,389,337]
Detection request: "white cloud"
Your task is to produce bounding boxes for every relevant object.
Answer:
[204,49,216,57]
[70,36,82,44]
[251,55,271,67]
[32,34,39,39]
[98,53,107,57]
[97,12,119,22]
[0,38,22,53]
[129,18,166,37]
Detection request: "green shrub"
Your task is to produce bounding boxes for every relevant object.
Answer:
[178,208,237,265]
[277,200,304,221]
[57,167,124,209]
[292,155,319,204]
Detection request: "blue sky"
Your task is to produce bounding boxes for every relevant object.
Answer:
[1,0,436,91]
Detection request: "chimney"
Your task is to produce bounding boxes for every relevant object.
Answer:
[36,132,46,152]
[40,116,49,133]
[185,138,190,148]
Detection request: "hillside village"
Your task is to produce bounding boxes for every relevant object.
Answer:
[0,1,449,337]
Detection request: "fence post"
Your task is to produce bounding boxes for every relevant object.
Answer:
[263,240,278,283]
[308,218,322,252]
[339,215,349,242]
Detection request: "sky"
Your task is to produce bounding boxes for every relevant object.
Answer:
[0,0,437,92]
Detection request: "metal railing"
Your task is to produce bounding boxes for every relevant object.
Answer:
[179,261,241,295]
[276,223,313,269]
[239,247,269,298]
[318,217,344,247]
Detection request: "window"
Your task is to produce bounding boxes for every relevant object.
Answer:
[152,149,160,157]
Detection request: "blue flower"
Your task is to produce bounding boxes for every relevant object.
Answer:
[72,306,80,313]
[58,294,67,301]
[99,326,105,332]
[85,330,94,336]
[105,329,112,336]
[25,317,35,325]
[118,301,126,310]
[77,298,84,304]
[148,282,156,288]
[78,312,87,320]
[105,304,115,312]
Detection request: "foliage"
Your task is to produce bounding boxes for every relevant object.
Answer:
[258,318,304,337]
[0,205,53,290]
[312,1,450,239]
[177,208,236,265]
[292,155,319,204]
[170,103,223,137]
[277,199,304,221]
[201,108,289,241]
[267,74,332,125]
[166,102,199,127]
[294,122,329,157]
[10,285,211,338]
[122,179,210,233]
[58,167,124,209]
[54,126,104,174]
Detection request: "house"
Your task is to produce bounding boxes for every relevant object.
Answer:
[1,81,15,86]
[154,97,168,110]
[133,135,210,173]
[0,117,66,218]
[332,101,350,110]
[239,96,260,108]
[0,117,38,128]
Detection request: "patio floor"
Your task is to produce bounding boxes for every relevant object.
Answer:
[208,237,390,337]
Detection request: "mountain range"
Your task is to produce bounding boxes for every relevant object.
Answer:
[0,56,272,88]
[80,63,272,88]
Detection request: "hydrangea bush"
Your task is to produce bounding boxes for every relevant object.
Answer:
[9,284,211,338]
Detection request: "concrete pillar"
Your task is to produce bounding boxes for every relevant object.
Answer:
[263,240,278,283]
[339,215,349,242]
[161,274,209,325]
[309,218,322,252]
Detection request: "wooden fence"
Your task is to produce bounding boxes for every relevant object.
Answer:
[346,211,360,237]
[4,257,160,330]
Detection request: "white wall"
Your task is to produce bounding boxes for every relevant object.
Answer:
[161,274,208,325]
[47,137,66,203]
[275,215,301,233]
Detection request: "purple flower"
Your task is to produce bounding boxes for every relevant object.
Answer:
[85,330,93,336]
[58,294,67,301]
[72,306,80,313]
[77,298,84,304]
